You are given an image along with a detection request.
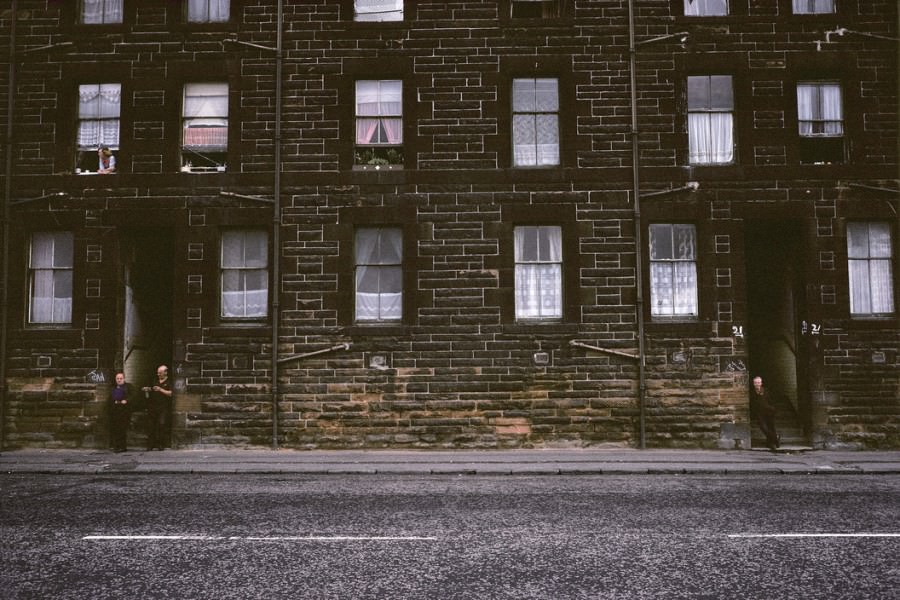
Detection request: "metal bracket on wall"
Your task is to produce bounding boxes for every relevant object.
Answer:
[569,340,639,361]
[277,343,352,364]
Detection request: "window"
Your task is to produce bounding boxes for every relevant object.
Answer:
[511,0,559,18]
[792,0,835,14]
[688,75,734,165]
[182,83,228,172]
[355,80,403,167]
[76,83,120,172]
[797,82,844,163]
[354,0,403,22]
[684,0,728,16]
[649,224,699,317]
[514,226,562,320]
[512,78,559,167]
[221,230,269,319]
[81,0,123,24]
[28,232,74,324]
[847,222,895,316]
[187,0,230,23]
[355,228,403,322]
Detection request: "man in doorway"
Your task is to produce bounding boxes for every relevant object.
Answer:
[750,375,779,451]
[142,365,173,450]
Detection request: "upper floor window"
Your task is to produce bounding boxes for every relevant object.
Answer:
[29,232,74,325]
[649,224,699,318]
[188,0,230,23]
[684,0,728,16]
[797,81,844,164]
[81,0,122,24]
[355,227,403,322]
[792,0,835,14]
[355,0,403,22]
[847,222,895,316]
[688,75,734,165]
[514,226,563,320]
[221,230,269,319]
[182,83,228,172]
[512,78,559,167]
[355,80,403,167]
[511,0,559,18]
[77,83,120,173]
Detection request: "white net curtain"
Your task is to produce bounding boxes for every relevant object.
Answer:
[355,0,403,22]
[512,78,559,166]
[29,232,73,324]
[847,222,895,315]
[688,76,733,164]
[797,83,843,136]
[514,226,562,319]
[356,81,402,145]
[684,0,728,16]
[188,0,230,22]
[82,0,123,24]
[78,84,120,150]
[355,228,403,321]
[221,231,268,318]
[649,224,699,317]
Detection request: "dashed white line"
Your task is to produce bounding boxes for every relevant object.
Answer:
[728,533,900,539]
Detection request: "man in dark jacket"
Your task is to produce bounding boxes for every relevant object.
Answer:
[142,365,173,450]
[750,375,779,451]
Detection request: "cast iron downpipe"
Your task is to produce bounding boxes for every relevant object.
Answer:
[0,0,18,451]
[271,0,283,448]
[626,0,647,449]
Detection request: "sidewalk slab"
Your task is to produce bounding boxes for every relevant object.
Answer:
[2,448,899,475]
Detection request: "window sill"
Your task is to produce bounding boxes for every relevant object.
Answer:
[353,164,403,171]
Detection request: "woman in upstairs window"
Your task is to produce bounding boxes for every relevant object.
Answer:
[98,146,116,174]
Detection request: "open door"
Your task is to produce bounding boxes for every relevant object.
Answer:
[121,228,175,389]
[745,220,809,447]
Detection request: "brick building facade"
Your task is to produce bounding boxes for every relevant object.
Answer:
[0,0,897,450]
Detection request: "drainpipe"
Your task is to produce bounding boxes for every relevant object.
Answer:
[271,0,283,449]
[626,0,647,449]
[1,0,17,451]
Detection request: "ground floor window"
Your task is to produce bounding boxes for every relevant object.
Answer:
[847,222,895,316]
[649,224,698,317]
[29,232,74,324]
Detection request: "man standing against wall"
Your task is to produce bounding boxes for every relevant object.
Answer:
[143,365,173,450]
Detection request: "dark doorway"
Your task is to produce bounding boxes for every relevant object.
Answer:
[121,228,175,389]
[745,220,809,446]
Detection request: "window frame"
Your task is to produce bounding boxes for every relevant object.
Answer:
[354,79,404,169]
[796,80,844,164]
[513,225,564,322]
[687,75,735,166]
[683,0,729,16]
[648,223,700,319]
[27,232,75,326]
[181,82,229,173]
[80,0,123,24]
[846,222,895,317]
[791,0,836,14]
[186,0,231,24]
[511,77,561,168]
[75,82,121,173]
[220,229,270,321]
[353,0,404,22]
[354,226,404,324]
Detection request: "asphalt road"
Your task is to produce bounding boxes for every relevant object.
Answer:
[2,474,899,599]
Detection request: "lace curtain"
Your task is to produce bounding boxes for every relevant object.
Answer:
[797,83,843,136]
[515,226,562,319]
[82,0,123,24]
[356,228,403,321]
[848,222,895,315]
[513,79,559,166]
[188,0,230,22]
[29,233,73,324]
[77,84,120,149]
[355,0,403,22]
[356,81,402,145]
[684,0,728,16]
[649,225,698,317]
[221,231,268,318]
[792,0,834,13]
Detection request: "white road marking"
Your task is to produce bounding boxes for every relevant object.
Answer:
[729,533,900,539]
[83,535,437,542]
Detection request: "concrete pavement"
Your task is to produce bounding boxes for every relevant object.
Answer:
[3,446,900,475]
